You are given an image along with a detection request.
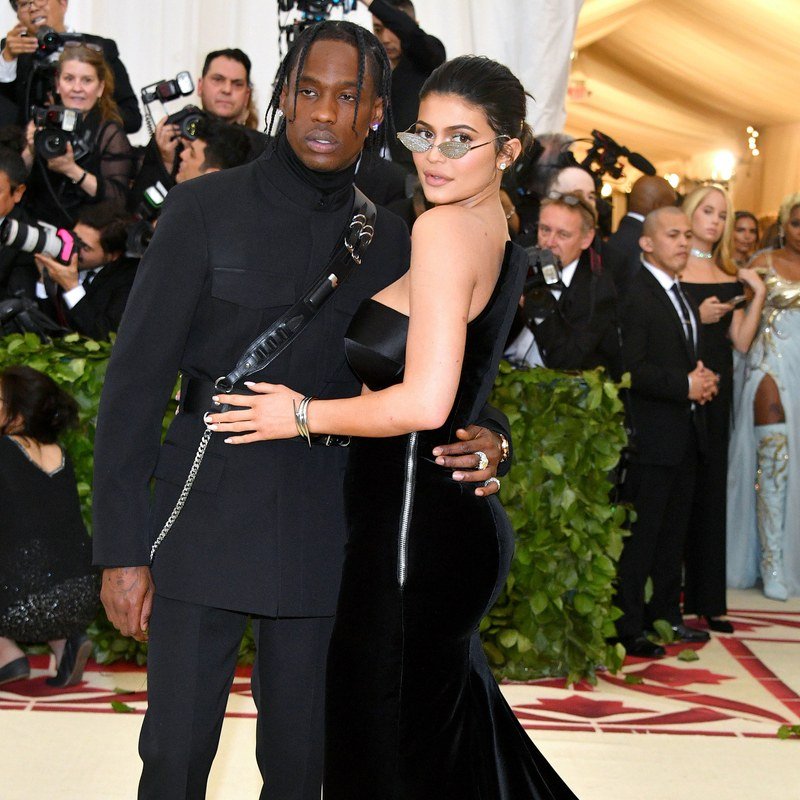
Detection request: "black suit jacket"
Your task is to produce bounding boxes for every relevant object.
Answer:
[604,215,643,300]
[0,33,141,133]
[621,266,706,466]
[39,257,137,339]
[531,250,622,377]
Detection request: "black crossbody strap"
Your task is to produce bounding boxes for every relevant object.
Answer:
[216,187,376,392]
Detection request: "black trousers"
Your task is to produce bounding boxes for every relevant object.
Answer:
[615,439,698,640]
[138,593,334,800]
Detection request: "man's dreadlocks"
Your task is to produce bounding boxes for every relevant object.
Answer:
[266,20,393,155]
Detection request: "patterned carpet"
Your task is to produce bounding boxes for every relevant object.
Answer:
[2,589,799,799]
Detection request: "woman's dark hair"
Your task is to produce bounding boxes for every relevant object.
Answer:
[266,20,393,154]
[419,55,535,158]
[735,210,759,235]
[0,366,78,444]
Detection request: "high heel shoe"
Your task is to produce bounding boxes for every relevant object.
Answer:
[46,633,92,688]
[0,656,30,686]
[704,616,734,634]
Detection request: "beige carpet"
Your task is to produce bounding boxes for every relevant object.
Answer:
[1,589,798,799]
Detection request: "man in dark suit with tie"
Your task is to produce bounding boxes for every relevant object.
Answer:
[604,175,676,301]
[0,0,141,133]
[614,206,718,657]
[34,201,134,338]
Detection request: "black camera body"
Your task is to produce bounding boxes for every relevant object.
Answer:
[165,105,206,141]
[34,26,86,58]
[31,105,87,159]
[126,181,169,258]
[521,246,563,323]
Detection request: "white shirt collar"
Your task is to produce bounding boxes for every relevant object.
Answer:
[560,257,580,288]
[641,258,679,292]
[627,212,645,223]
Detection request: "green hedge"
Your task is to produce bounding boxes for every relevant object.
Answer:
[484,363,629,684]
[1,336,629,681]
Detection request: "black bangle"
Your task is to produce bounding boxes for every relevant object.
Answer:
[72,170,87,187]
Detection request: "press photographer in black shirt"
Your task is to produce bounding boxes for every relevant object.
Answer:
[0,0,141,133]
[506,191,621,377]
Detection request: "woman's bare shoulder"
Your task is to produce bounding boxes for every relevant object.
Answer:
[411,205,487,249]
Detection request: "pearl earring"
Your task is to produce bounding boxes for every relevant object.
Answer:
[499,163,507,170]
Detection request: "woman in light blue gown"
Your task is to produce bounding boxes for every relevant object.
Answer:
[728,192,800,599]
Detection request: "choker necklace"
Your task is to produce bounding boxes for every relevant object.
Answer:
[690,247,713,259]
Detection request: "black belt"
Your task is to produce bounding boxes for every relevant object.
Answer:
[180,376,350,447]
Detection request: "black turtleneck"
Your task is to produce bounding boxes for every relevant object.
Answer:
[276,131,358,196]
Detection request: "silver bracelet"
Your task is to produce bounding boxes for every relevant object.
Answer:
[294,395,315,447]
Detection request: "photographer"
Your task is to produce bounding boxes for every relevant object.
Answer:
[34,201,134,338]
[358,0,445,171]
[0,0,141,133]
[129,48,267,211]
[506,190,621,377]
[21,43,133,228]
[174,116,251,184]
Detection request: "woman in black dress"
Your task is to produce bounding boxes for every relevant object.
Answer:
[0,366,97,687]
[680,185,765,631]
[211,56,579,799]
[22,43,133,227]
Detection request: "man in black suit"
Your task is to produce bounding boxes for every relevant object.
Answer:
[33,201,134,338]
[604,175,676,301]
[614,206,718,658]
[0,0,141,133]
[358,0,445,172]
[506,191,621,377]
[92,22,508,800]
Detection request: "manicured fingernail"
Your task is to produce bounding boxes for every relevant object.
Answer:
[244,381,255,387]
[432,447,442,455]
[211,395,220,404]
[452,471,464,481]
[224,437,233,444]
[203,412,213,424]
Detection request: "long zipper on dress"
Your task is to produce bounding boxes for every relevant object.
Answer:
[397,431,418,587]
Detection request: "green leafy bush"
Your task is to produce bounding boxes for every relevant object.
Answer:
[482,363,630,684]
[2,336,630,680]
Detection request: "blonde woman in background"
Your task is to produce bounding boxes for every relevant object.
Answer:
[728,192,800,600]
[679,184,765,631]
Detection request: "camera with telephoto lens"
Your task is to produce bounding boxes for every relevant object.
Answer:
[521,246,563,322]
[0,217,79,265]
[277,1,357,45]
[126,181,169,258]
[31,105,87,159]
[164,105,206,141]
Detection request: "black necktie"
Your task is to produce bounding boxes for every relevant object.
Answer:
[83,270,96,287]
[671,283,695,359]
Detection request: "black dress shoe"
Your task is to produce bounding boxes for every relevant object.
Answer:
[705,616,734,633]
[46,633,92,688]
[0,656,30,685]
[621,636,666,658]
[671,623,710,643]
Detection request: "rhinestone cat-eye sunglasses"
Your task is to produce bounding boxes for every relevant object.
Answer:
[397,129,510,160]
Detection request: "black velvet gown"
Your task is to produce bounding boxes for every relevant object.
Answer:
[681,280,743,618]
[324,242,579,799]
